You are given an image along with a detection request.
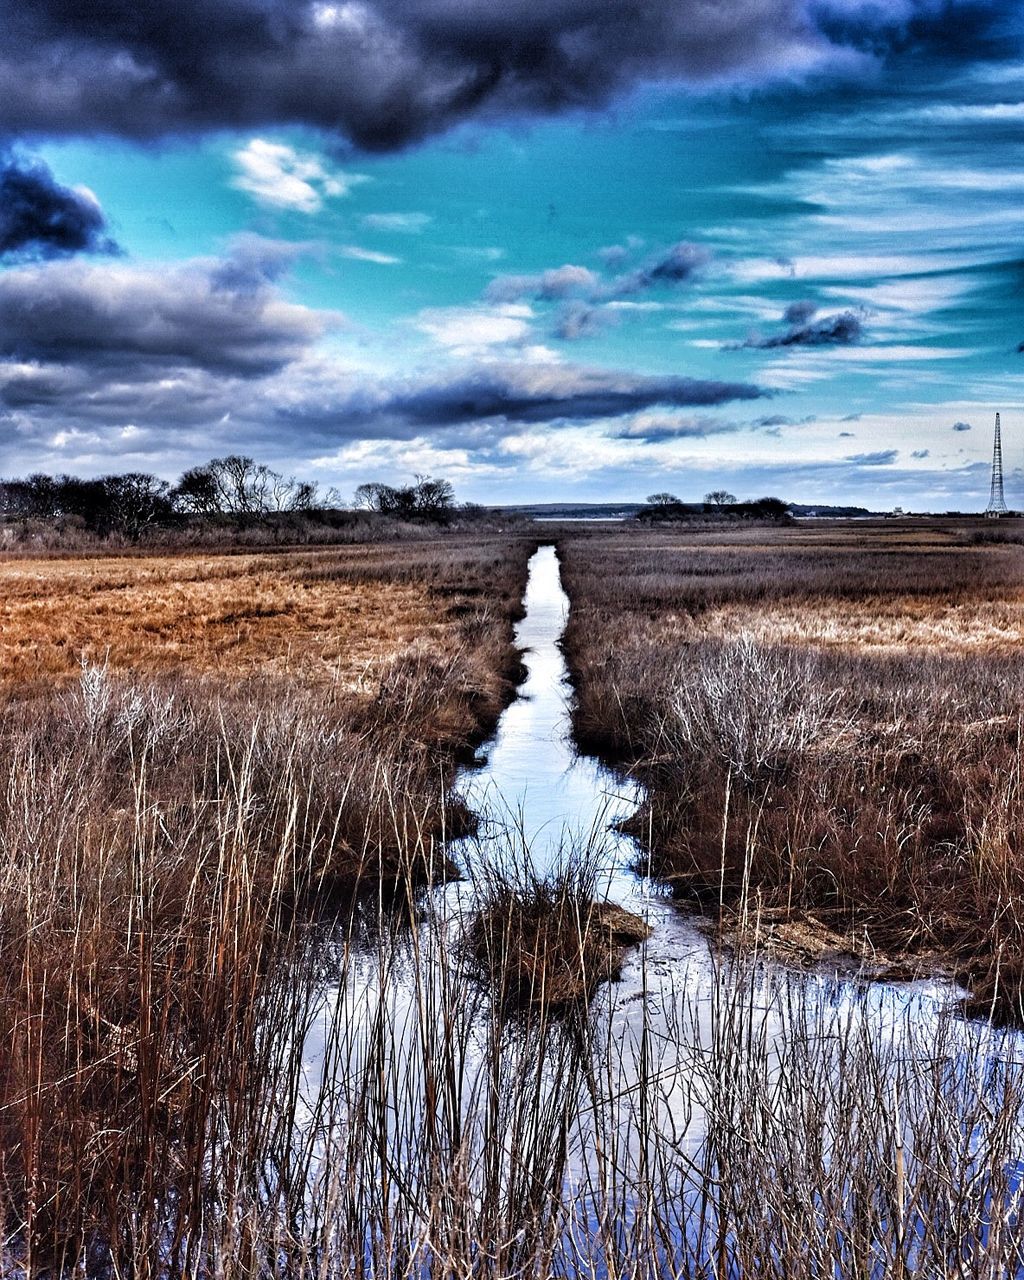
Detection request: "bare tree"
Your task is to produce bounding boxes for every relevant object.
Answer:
[100,473,173,540]
[353,476,455,522]
[704,489,737,506]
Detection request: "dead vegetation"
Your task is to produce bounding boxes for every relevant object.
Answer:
[467,856,649,1010]
[558,518,1024,1021]
[0,530,536,1270]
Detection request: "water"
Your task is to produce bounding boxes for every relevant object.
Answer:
[454,543,647,884]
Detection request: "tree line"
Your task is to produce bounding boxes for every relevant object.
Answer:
[640,490,790,521]
[0,456,457,541]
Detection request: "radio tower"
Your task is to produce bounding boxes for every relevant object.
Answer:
[986,412,1008,517]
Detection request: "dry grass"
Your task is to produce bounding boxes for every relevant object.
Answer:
[0,530,538,1270]
[558,518,1024,1020]
[0,536,527,697]
[467,855,649,1010]
[3,524,1024,1275]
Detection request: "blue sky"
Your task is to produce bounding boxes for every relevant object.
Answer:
[1,0,1023,508]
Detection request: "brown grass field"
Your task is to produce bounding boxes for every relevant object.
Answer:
[6,521,1024,1274]
[559,517,1024,1020]
[0,540,521,696]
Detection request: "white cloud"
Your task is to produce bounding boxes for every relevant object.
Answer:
[231,138,366,213]
[338,245,402,265]
[414,303,534,353]
[362,212,432,233]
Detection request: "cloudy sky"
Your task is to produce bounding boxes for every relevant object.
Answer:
[0,0,1022,508]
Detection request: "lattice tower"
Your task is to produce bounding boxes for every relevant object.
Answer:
[986,412,1008,517]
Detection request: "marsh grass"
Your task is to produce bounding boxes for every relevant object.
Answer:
[559,521,1024,1020]
[0,532,538,1272]
[465,848,649,1010]
[3,663,1024,1275]
[6,524,1024,1275]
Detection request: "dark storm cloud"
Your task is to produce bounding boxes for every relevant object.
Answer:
[733,305,864,350]
[333,364,769,429]
[953,420,972,431]
[0,250,333,388]
[0,0,1004,151]
[0,153,117,259]
[268,363,769,443]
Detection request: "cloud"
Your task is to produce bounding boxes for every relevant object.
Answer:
[734,303,864,349]
[598,236,645,267]
[952,420,972,431]
[3,0,995,151]
[846,449,898,465]
[338,244,401,264]
[231,138,364,211]
[362,212,432,232]
[414,303,535,352]
[325,362,769,429]
[0,153,117,260]
[610,412,738,443]
[782,299,818,326]
[486,265,601,303]
[0,247,335,380]
[490,243,709,306]
[484,241,709,340]
[610,242,711,294]
[554,302,611,341]
[911,448,930,458]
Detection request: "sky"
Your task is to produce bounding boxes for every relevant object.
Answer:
[0,1,1023,509]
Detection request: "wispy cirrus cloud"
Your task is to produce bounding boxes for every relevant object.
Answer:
[362,212,432,233]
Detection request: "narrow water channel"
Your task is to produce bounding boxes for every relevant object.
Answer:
[453,543,657,891]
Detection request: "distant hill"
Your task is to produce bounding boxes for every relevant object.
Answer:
[497,502,643,520]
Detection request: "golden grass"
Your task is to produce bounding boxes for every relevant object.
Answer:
[0,532,538,699]
[0,549,441,693]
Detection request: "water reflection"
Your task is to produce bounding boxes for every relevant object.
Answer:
[454,542,641,882]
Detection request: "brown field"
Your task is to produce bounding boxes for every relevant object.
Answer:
[0,538,527,697]
[5,521,1024,1274]
[558,518,1024,1019]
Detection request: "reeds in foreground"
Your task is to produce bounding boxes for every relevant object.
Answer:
[2,667,1023,1278]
